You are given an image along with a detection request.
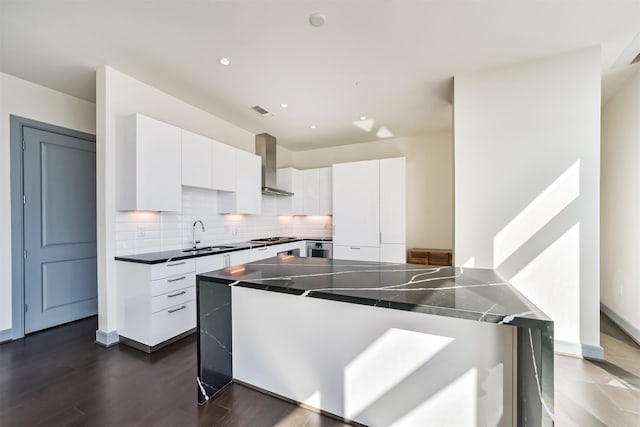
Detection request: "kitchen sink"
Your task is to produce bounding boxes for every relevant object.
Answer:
[181,246,235,253]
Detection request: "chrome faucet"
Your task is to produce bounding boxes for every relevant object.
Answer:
[192,220,205,249]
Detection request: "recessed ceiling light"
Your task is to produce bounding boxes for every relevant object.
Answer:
[310,125,317,129]
[218,57,231,66]
[280,103,288,108]
[359,116,367,121]
[309,13,326,27]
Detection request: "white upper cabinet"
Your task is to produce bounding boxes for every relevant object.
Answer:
[318,167,332,215]
[116,114,182,212]
[181,130,236,192]
[218,150,261,214]
[332,160,380,247]
[380,157,406,245]
[181,129,212,189]
[302,169,320,215]
[211,140,236,192]
[277,168,303,215]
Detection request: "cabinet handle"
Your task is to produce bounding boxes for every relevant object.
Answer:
[167,261,186,267]
[168,305,187,313]
[258,247,267,251]
[350,247,361,250]
[168,276,186,282]
[167,290,187,298]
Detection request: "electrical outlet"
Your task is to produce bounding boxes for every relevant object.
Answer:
[137,227,145,238]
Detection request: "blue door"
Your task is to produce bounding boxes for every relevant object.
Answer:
[23,127,97,333]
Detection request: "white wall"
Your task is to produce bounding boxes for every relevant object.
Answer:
[454,47,602,357]
[601,65,640,342]
[293,133,454,251]
[96,66,259,335]
[0,72,96,333]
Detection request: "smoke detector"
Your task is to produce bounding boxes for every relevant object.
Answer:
[309,13,326,27]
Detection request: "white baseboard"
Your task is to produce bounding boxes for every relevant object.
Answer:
[601,303,640,345]
[555,339,605,360]
[0,328,12,344]
[95,329,119,347]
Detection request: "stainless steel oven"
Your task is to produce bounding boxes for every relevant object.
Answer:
[306,241,332,258]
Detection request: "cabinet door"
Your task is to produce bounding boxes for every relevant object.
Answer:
[116,114,182,211]
[380,158,406,245]
[236,151,261,214]
[212,140,236,192]
[380,244,406,263]
[333,245,379,262]
[277,168,303,215]
[302,169,320,215]
[332,160,380,247]
[181,129,212,189]
[218,150,261,214]
[137,115,182,211]
[318,167,332,215]
[195,254,225,274]
[228,249,249,267]
[249,246,278,262]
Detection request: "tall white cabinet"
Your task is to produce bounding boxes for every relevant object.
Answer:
[332,158,406,263]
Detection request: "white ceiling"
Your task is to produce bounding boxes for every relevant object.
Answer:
[1,0,639,151]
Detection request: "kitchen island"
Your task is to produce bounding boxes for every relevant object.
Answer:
[197,256,553,426]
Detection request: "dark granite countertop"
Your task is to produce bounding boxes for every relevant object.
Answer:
[114,237,332,264]
[197,256,552,329]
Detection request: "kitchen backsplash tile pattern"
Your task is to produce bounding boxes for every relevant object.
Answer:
[115,187,332,256]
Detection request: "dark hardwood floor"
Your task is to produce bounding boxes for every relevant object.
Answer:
[0,317,350,427]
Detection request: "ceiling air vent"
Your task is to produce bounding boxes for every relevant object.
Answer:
[251,105,272,116]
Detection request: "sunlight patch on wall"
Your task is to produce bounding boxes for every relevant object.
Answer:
[344,328,453,419]
[494,160,580,267]
[390,368,478,427]
[510,222,581,343]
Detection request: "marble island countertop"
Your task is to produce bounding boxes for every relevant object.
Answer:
[198,256,552,329]
[197,256,555,425]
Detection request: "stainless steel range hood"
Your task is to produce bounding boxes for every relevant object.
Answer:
[255,133,294,196]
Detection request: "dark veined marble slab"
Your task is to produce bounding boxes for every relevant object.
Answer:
[197,256,555,426]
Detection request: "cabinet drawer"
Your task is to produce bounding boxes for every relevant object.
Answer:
[333,245,380,262]
[151,259,195,280]
[151,272,195,296]
[151,300,196,346]
[151,286,196,313]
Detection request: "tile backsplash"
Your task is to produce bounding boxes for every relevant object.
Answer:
[115,187,333,256]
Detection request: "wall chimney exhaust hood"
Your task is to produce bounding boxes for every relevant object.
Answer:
[255,133,293,196]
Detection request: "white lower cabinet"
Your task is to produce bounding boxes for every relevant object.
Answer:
[195,250,252,274]
[249,245,279,262]
[116,259,196,351]
[333,245,380,262]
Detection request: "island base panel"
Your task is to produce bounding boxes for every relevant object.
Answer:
[197,278,232,404]
[231,286,515,427]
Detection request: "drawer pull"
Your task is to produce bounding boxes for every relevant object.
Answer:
[167,290,187,298]
[350,247,361,250]
[168,305,187,314]
[167,261,186,267]
[258,247,268,251]
[168,276,187,283]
